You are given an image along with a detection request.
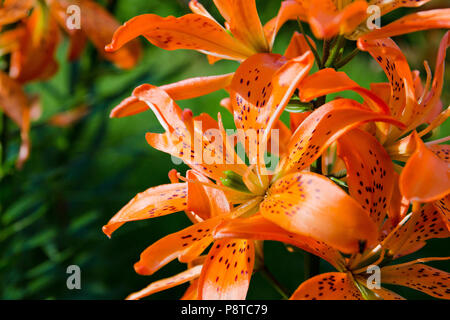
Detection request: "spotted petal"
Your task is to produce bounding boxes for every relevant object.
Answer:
[357,37,415,133]
[381,262,450,299]
[337,128,395,227]
[280,98,404,175]
[133,216,224,275]
[105,13,254,61]
[110,73,233,118]
[371,287,405,300]
[435,195,450,231]
[408,31,450,131]
[361,9,450,41]
[133,84,247,181]
[387,203,450,258]
[213,214,344,270]
[290,272,363,300]
[198,239,254,299]
[261,172,378,253]
[126,265,202,300]
[230,52,314,162]
[102,183,187,237]
[368,0,431,16]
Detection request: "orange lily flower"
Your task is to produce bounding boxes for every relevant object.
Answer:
[267,0,450,40]
[0,0,141,168]
[0,71,31,168]
[294,32,449,207]
[106,0,319,121]
[104,51,406,247]
[105,0,272,63]
[0,0,34,26]
[288,200,450,300]
[102,54,407,298]
[356,33,449,205]
[1,3,60,83]
[0,0,141,77]
[47,0,141,69]
[216,128,450,299]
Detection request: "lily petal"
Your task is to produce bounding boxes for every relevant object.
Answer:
[134,84,247,180]
[102,183,187,237]
[187,170,231,221]
[337,128,395,227]
[109,96,148,118]
[230,52,313,163]
[264,0,307,49]
[389,203,450,258]
[368,0,431,16]
[260,172,378,253]
[213,0,269,52]
[308,0,368,39]
[160,73,234,101]
[9,8,60,83]
[381,262,450,299]
[105,13,254,61]
[284,32,316,59]
[133,216,224,275]
[357,37,415,130]
[290,272,363,300]
[181,279,200,300]
[399,132,450,202]
[126,265,202,300]
[435,195,450,231]
[361,9,450,40]
[0,0,34,26]
[410,31,450,131]
[281,98,404,175]
[0,70,31,168]
[198,239,254,299]
[110,73,234,118]
[213,214,344,270]
[371,287,405,300]
[299,68,390,113]
[51,0,141,69]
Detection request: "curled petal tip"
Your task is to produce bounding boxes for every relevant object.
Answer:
[181,109,193,121]
[104,42,115,53]
[134,262,151,275]
[132,84,154,97]
[102,225,112,238]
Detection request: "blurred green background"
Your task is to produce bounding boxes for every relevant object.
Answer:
[0,0,449,299]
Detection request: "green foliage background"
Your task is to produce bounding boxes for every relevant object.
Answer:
[0,0,449,299]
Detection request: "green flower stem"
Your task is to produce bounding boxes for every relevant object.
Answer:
[321,38,333,67]
[334,47,360,69]
[325,35,346,68]
[298,19,323,68]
